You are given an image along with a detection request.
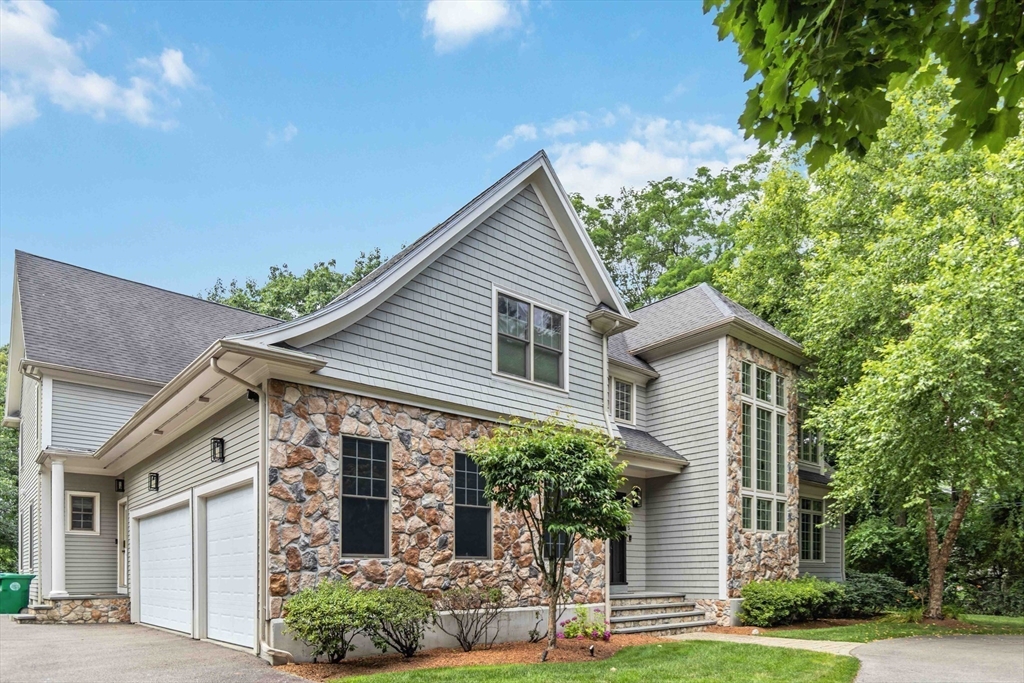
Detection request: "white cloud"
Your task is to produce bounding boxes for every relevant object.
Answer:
[549,116,758,200]
[137,48,195,88]
[267,122,299,146]
[424,0,523,53]
[0,0,195,131]
[495,122,536,150]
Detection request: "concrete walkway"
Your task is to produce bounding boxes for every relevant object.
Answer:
[0,619,299,683]
[669,631,861,656]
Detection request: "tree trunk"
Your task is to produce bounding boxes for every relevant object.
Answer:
[546,590,558,650]
[923,492,972,619]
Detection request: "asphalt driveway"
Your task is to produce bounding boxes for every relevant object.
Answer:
[0,619,299,683]
[854,634,1024,683]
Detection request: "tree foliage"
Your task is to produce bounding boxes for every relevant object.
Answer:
[572,151,770,308]
[0,345,18,572]
[706,0,1024,169]
[469,416,633,650]
[204,249,384,320]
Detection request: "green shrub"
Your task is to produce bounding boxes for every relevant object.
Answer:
[836,571,913,617]
[881,605,926,623]
[283,580,371,663]
[365,587,436,658]
[559,606,611,641]
[740,577,842,627]
[434,587,508,652]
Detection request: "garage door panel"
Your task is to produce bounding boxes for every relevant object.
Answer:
[206,485,255,647]
[139,506,192,634]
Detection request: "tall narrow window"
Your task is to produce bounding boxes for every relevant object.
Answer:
[495,292,565,388]
[776,414,786,493]
[800,498,824,561]
[775,376,785,407]
[756,367,772,403]
[613,380,633,423]
[741,362,752,395]
[341,437,389,557]
[756,408,772,491]
[742,496,752,530]
[455,453,490,559]
[741,404,752,488]
[776,501,786,532]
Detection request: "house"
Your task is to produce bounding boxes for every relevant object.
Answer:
[3,151,844,659]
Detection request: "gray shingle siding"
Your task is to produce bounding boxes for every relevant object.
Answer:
[643,340,721,598]
[303,187,606,425]
[51,381,150,452]
[64,474,119,595]
[18,376,41,601]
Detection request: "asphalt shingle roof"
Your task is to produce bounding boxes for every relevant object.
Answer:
[607,332,656,374]
[617,425,686,462]
[798,468,832,486]
[15,251,279,384]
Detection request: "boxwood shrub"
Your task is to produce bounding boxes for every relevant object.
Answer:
[740,572,913,627]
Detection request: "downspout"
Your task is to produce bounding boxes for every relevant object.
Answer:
[209,359,285,661]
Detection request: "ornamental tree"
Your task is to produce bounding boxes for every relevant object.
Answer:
[469,416,633,651]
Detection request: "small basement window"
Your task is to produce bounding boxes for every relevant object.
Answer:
[66,492,100,534]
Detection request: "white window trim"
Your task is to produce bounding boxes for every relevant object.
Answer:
[65,490,101,535]
[611,377,636,425]
[339,435,392,560]
[740,363,789,534]
[491,285,571,394]
[799,496,827,564]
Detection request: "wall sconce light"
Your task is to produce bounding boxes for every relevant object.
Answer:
[115,479,125,493]
[246,389,260,403]
[631,485,642,508]
[210,437,225,463]
[148,473,159,491]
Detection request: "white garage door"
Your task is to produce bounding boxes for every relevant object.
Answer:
[206,485,255,647]
[139,505,192,633]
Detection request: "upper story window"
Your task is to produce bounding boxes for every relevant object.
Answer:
[613,379,633,423]
[740,363,788,534]
[66,491,100,535]
[495,291,566,389]
[798,406,822,465]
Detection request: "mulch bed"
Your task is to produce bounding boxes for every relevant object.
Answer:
[277,634,663,681]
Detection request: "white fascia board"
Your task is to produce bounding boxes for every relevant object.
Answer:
[236,152,632,350]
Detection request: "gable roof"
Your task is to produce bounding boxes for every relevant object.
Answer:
[236,150,631,348]
[13,251,279,384]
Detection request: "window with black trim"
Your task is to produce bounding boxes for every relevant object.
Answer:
[495,292,565,388]
[455,453,490,559]
[543,530,571,560]
[341,437,389,557]
[800,498,824,561]
[613,379,633,423]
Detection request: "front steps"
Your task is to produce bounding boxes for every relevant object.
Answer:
[610,592,716,636]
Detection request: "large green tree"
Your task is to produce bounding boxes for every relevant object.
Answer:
[469,417,634,651]
[572,151,769,309]
[706,0,1024,169]
[204,249,384,320]
[0,345,19,572]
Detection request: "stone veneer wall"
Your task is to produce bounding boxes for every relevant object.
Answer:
[28,596,130,624]
[266,380,606,620]
[725,337,800,597]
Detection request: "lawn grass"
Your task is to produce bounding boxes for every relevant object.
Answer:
[334,641,860,683]
[763,614,1024,643]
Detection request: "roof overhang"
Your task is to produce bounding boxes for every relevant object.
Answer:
[631,317,807,366]
[608,359,659,384]
[233,151,632,349]
[618,450,687,477]
[586,308,637,336]
[58,339,325,476]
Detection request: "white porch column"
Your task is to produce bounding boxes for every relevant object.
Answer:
[39,466,52,598]
[49,456,68,598]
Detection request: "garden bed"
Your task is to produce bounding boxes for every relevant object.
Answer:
[276,635,663,681]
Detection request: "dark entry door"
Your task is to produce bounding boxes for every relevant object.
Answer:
[610,534,627,585]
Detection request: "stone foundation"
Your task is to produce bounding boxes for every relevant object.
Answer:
[725,337,800,597]
[28,596,130,624]
[266,380,606,620]
[694,598,732,626]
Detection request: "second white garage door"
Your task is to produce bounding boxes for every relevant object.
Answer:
[205,485,255,647]
[139,505,192,633]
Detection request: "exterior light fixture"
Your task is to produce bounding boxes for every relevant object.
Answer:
[210,437,225,463]
[247,389,260,403]
[115,479,125,493]
[148,473,159,491]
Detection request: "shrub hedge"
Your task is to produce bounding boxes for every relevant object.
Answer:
[740,572,913,627]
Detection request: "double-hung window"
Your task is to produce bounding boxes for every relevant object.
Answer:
[613,379,633,423]
[800,498,824,561]
[341,437,389,557]
[455,453,490,559]
[740,362,789,533]
[495,292,566,388]
[798,406,821,465]
[66,492,100,534]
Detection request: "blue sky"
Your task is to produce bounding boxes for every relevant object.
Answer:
[0,0,755,344]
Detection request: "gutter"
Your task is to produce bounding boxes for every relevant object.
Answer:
[629,317,806,365]
[19,358,164,388]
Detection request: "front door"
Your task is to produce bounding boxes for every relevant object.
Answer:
[610,534,627,585]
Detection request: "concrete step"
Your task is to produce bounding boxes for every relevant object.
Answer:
[612,601,697,616]
[612,620,717,636]
[609,592,688,607]
[610,610,708,627]
[9,614,38,623]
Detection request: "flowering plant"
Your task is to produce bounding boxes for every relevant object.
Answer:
[558,606,611,641]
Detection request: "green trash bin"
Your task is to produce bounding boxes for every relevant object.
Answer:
[0,573,36,614]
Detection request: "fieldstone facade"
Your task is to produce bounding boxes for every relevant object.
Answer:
[27,596,130,624]
[265,380,606,620]
[724,337,800,597]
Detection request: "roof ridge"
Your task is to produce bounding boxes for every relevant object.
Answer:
[15,250,281,323]
[699,282,736,318]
